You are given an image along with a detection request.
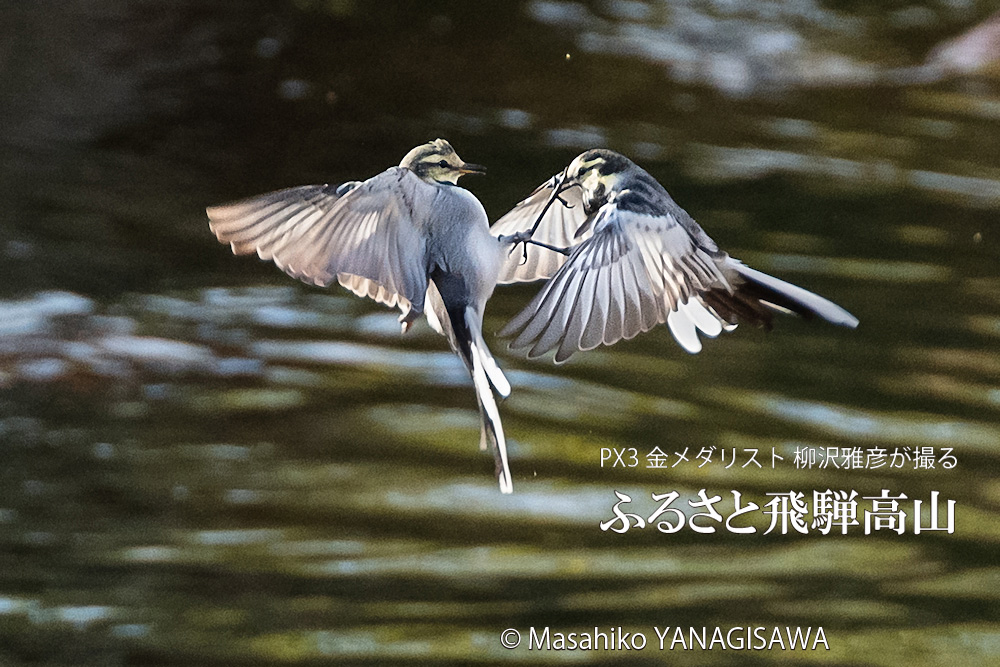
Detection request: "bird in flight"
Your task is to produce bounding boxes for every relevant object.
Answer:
[207,139,517,493]
[208,143,857,495]
[491,148,858,363]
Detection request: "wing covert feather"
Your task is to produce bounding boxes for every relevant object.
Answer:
[501,205,730,361]
[208,168,430,316]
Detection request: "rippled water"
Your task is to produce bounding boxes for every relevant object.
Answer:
[1,1,999,665]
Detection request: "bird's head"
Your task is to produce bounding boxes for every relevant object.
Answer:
[564,149,635,214]
[400,139,486,185]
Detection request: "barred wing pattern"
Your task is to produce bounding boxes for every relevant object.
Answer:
[499,205,730,362]
[489,175,589,284]
[208,168,430,318]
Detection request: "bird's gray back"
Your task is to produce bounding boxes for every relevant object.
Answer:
[425,184,499,304]
[615,164,721,256]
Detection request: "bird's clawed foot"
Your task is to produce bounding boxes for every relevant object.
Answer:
[554,192,575,209]
[499,230,535,265]
[497,171,580,264]
[499,231,573,264]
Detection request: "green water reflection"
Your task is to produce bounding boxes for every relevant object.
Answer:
[1,1,999,665]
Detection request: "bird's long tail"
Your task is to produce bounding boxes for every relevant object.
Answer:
[456,305,512,494]
[731,264,859,328]
[429,281,512,493]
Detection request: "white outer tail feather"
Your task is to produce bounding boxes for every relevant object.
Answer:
[481,348,511,398]
[667,299,727,354]
[464,307,512,493]
[469,335,512,494]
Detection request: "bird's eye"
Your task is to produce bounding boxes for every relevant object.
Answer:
[438,160,449,168]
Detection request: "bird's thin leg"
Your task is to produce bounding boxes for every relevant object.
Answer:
[498,169,580,263]
[554,192,575,209]
[526,169,578,237]
[524,239,572,256]
[497,233,572,264]
[497,231,535,264]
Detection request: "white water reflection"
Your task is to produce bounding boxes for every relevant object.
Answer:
[529,0,996,96]
[758,394,1000,452]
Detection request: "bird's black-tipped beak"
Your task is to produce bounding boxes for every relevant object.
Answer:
[458,162,487,175]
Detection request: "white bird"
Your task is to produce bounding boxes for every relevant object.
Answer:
[207,139,516,493]
[491,149,858,362]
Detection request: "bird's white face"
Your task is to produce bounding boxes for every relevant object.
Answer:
[401,139,486,185]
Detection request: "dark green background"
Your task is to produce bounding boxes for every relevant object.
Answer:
[1,1,999,664]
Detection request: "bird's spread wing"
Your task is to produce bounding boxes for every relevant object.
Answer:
[490,174,589,283]
[499,204,731,362]
[208,168,430,317]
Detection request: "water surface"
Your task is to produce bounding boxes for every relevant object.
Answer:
[1,1,999,664]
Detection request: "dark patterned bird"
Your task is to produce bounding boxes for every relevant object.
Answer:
[491,149,858,363]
